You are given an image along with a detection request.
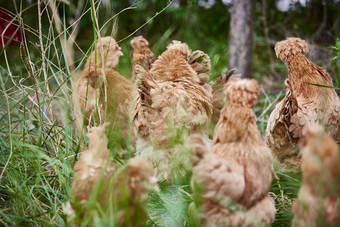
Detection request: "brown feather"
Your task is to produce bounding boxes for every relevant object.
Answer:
[66,124,157,226]
[193,78,276,226]
[133,41,213,181]
[265,37,340,168]
[130,36,156,83]
[292,126,340,227]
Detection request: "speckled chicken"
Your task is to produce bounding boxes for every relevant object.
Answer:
[133,40,213,181]
[265,37,340,168]
[130,36,156,83]
[64,124,158,226]
[292,125,340,227]
[73,37,133,148]
[192,78,276,227]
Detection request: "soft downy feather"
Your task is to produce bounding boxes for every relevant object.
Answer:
[133,41,213,182]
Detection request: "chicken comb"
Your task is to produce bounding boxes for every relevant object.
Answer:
[224,78,259,107]
[275,37,309,60]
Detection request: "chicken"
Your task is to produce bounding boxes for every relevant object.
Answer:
[292,125,340,227]
[133,40,213,182]
[192,78,276,226]
[130,36,155,83]
[74,68,133,148]
[84,36,123,71]
[64,124,158,226]
[73,37,133,149]
[265,37,340,168]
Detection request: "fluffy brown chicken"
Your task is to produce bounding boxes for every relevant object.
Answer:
[265,37,340,168]
[133,40,213,181]
[74,68,132,141]
[192,78,276,226]
[292,125,340,227]
[130,36,156,83]
[73,37,133,148]
[64,124,158,226]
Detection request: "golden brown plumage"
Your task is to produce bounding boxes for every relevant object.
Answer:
[84,36,123,71]
[133,41,213,181]
[73,37,133,147]
[292,125,340,227]
[74,68,133,145]
[65,124,157,226]
[130,36,155,83]
[192,78,276,226]
[265,37,340,168]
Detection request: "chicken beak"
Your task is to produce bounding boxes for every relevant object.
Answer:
[148,176,160,192]
[118,50,123,56]
[148,176,159,185]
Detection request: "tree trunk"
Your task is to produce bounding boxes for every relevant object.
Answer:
[228,0,255,78]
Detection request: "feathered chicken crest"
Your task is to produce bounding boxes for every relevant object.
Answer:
[166,40,191,57]
[131,35,150,49]
[292,125,340,227]
[150,40,198,83]
[275,37,309,60]
[224,77,259,107]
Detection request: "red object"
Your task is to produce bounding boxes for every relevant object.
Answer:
[90,64,95,73]
[0,7,22,48]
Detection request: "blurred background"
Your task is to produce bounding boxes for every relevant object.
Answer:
[1,0,340,85]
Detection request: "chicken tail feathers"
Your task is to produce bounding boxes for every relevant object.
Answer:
[135,65,157,106]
